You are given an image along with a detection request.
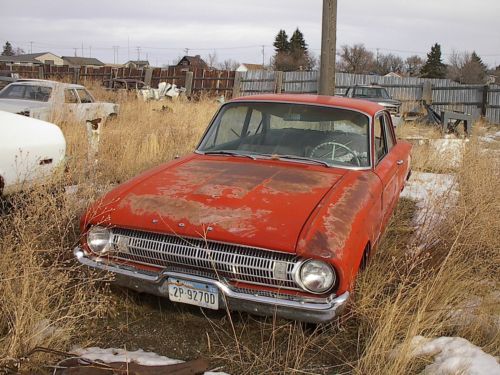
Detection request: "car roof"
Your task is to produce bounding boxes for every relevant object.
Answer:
[13,79,85,89]
[231,94,384,116]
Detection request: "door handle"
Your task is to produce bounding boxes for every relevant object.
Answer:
[397,160,404,165]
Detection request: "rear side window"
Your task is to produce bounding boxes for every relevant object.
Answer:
[0,84,52,102]
[384,114,396,150]
[65,89,79,103]
[374,115,387,162]
[76,89,93,103]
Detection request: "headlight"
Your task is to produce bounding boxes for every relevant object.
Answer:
[298,260,336,294]
[86,226,111,254]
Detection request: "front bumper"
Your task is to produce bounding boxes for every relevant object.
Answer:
[74,247,349,323]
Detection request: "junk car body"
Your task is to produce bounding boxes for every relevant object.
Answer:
[0,79,119,125]
[75,94,411,323]
[0,111,66,195]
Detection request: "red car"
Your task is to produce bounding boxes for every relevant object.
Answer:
[75,94,412,323]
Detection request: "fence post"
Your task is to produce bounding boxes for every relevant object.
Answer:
[232,71,243,98]
[275,71,284,94]
[38,66,44,79]
[481,84,489,118]
[185,71,194,96]
[72,68,80,84]
[144,68,153,87]
[422,81,433,104]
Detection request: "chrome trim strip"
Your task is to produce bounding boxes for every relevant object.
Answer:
[74,247,349,323]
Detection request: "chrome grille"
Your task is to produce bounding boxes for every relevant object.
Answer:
[109,228,300,290]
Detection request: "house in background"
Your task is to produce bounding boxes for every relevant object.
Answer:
[61,56,105,68]
[236,63,265,72]
[0,52,64,66]
[124,60,150,69]
[176,55,209,71]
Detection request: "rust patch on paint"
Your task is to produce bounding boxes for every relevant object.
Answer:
[120,194,271,237]
[263,169,341,195]
[321,179,371,256]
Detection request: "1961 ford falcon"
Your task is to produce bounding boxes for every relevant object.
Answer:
[75,94,412,323]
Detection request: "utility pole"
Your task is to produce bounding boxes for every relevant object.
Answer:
[136,46,141,60]
[319,0,337,96]
[89,45,92,58]
[261,45,265,67]
[29,41,33,54]
[73,47,78,57]
[113,46,119,64]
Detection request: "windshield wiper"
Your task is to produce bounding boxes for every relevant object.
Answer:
[201,150,257,160]
[271,154,332,167]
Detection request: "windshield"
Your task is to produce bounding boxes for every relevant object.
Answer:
[198,102,371,168]
[353,87,390,99]
[0,84,52,102]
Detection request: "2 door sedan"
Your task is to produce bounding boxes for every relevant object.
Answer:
[75,94,411,323]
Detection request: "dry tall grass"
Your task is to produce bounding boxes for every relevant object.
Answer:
[0,86,498,374]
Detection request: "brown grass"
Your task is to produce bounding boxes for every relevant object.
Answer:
[0,89,498,373]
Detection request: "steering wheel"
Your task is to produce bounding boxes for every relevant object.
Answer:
[309,142,361,166]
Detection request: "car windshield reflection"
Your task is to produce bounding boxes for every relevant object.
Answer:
[197,102,371,168]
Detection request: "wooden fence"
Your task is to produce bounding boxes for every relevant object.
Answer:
[238,70,500,124]
[1,63,499,123]
[0,64,236,98]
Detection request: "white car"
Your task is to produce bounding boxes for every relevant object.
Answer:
[0,79,119,125]
[0,111,66,195]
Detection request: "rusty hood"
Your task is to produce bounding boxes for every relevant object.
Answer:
[87,155,345,253]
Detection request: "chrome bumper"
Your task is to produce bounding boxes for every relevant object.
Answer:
[74,247,349,323]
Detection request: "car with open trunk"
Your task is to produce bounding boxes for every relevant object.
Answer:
[75,94,412,323]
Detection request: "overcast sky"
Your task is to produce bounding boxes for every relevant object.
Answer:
[1,0,499,67]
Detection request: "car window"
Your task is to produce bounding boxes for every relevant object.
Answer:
[0,84,52,102]
[65,89,79,103]
[383,113,396,150]
[199,102,371,168]
[374,115,387,163]
[76,89,93,103]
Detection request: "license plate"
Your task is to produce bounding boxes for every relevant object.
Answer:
[167,278,219,310]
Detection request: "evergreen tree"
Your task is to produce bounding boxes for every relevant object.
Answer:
[273,30,290,53]
[290,28,307,53]
[420,43,447,78]
[1,41,15,56]
[471,51,488,72]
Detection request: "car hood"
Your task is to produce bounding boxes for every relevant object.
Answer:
[359,97,401,107]
[89,155,345,253]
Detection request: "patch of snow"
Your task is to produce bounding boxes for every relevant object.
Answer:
[401,172,458,248]
[407,336,500,375]
[479,130,500,144]
[72,347,229,374]
[429,138,467,168]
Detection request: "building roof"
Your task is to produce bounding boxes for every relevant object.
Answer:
[177,55,208,68]
[61,56,105,66]
[126,60,149,65]
[0,55,43,64]
[240,63,264,70]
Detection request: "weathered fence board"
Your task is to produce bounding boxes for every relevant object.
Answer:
[238,70,499,124]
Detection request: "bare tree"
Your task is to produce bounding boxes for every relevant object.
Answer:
[206,50,218,69]
[338,44,375,74]
[448,50,488,84]
[219,59,240,71]
[374,53,404,75]
[405,55,424,77]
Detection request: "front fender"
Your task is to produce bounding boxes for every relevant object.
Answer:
[297,171,383,294]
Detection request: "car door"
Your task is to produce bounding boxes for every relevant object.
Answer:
[373,112,400,223]
[64,88,80,119]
